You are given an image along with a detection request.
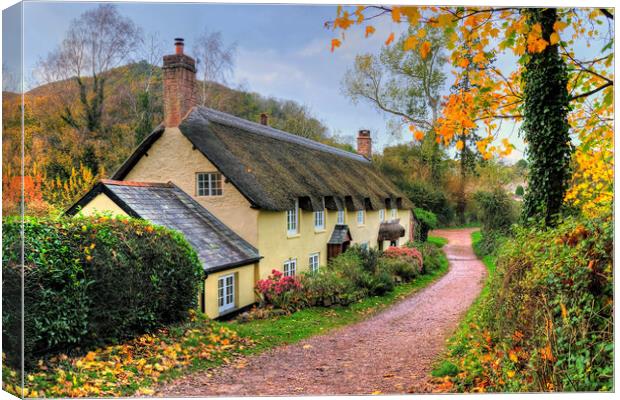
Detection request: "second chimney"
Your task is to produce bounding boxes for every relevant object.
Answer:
[163,38,197,127]
[260,113,269,126]
[357,130,372,159]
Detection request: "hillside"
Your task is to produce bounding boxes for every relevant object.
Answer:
[2,63,354,214]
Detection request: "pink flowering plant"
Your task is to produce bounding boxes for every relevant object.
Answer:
[255,269,305,312]
[384,246,424,272]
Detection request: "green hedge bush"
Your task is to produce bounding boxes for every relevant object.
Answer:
[414,208,438,242]
[2,216,203,368]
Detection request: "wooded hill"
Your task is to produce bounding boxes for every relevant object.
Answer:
[2,62,354,215]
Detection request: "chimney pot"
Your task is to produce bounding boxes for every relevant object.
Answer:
[260,113,269,126]
[357,129,372,159]
[163,37,196,127]
[174,38,184,55]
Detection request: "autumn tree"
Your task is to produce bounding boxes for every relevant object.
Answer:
[192,29,237,107]
[343,27,448,180]
[38,4,141,136]
[329,6,614,224]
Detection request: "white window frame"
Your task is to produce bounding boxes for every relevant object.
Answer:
[217,274,235,313]
[309,253,320,273]
[196,172,223,196]
[391,208,398,219]
[357,210,365,225]
[283,258,297,277]
[287,199,299,235]
[314,209,325,230]
[379,209,385,222]
[337,210,345,224]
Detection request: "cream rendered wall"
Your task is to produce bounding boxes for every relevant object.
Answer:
[79,193,128,217]
[123,127,259,246]
[256,207,413,280]
[203,263,257,318]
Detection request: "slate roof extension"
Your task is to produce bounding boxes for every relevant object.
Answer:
[66,180,261,274]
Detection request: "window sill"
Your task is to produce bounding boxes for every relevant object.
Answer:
[287,233,301,239]
[314,228,326,234]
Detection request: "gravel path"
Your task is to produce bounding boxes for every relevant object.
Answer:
[156,228,487,396]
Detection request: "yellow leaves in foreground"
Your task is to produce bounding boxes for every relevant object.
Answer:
[3,318,251,398]
[403,36,418,51]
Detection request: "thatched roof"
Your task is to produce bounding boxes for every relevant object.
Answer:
[66,180,261,274]
[113,106,413,212]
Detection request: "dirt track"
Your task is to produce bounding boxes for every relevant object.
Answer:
[156,228,487,396]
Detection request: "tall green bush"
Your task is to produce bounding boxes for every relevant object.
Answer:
[473,188,517,254]
[414,208,438,242]
[2,216,203,368]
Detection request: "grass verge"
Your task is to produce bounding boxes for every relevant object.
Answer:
[427,235,448,248]
[431,230,495,379]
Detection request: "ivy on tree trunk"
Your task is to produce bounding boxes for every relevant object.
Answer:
[521,8,573,226]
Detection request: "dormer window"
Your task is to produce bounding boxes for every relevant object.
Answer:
[357,210,365,225]
[337,210,345,224]
[391,208,398,219]
[314,209,325,230]
[197,172,222,196]
[287,199,299,235]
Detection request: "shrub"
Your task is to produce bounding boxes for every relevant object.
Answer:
[473,188,517,254]
[2,215,203,368]
[406,241,444,274]
[515,185,525,197]
[414,208,438,242]
[301,268,362,307]
[445,214,613,392]
[255,269,305,313]
[404,181,455,226]
[383,246,423,281]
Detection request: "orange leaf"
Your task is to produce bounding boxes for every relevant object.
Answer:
[365,25,376,38]
[392,7,401,23]
[455,140,464,151]
[420,41,432,59]
[403,35,417,51]
[385,32,395,46]
[331,38,341,52]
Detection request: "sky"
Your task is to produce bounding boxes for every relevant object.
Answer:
[4,1,606,161]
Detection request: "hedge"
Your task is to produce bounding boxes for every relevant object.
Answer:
[2,215,203,368]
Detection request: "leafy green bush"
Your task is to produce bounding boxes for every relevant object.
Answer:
[404,181,455,226]
[473,189,517,254]
[406,241,444,274]
[302,268,362,307]
[414,208,438,242]
[2,216,203,368]
[515,185,524,197]
[381,258,418,282]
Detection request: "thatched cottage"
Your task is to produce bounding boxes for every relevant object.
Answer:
[68,39,415,318]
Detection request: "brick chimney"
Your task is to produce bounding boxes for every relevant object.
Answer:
[163,38,197,127]
[260,113,269,126]
[357,129,372,159]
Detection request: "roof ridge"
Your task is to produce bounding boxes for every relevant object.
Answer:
[100,179,173,188]
[191,106,369,163]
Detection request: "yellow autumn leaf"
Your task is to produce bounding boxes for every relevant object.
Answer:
[553,20,568,32]
[365,25,376,38]
[417,28,427,38]
[420,41,432,59]
[455,140,464,151]
[509,350,518,363]
[403,36,418,51]
[391,6,401,23]
[507,370,516,378]
[550,32,560,45]
[371,390,382,395]
[458,58,470,68]
[385,32,395,46]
